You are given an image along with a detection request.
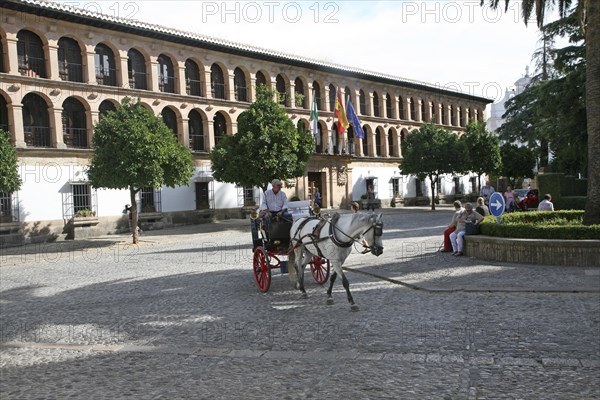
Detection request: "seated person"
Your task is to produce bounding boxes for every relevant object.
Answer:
[442,200,463,252]
[537,194,554,211]
[449,202,483,256]
[475,197,490,217]
[251,179,291,248]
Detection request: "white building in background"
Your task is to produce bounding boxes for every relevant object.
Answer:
[0,0,491,244]
[487,67,532,132]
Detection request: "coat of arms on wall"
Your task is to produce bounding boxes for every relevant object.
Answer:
[337,166,347,186]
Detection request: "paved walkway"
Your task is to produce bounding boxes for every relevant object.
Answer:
[1,208,598,399]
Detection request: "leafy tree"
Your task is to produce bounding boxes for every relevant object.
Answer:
[0,129,21,223]
[210,85,314,192]
[499,143,536,188]
[480,0,599,224]
[0,129,21,195]
[88,98,194,244]
[463,121,503,193]
[500,11,586,175]
[399,123,468,210]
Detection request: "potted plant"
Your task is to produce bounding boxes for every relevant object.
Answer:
[75,209,96,218]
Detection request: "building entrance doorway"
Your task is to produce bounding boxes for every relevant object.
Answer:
[307,172,326,208]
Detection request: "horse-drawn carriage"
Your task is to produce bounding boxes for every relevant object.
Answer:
[251,200,330,293]
[250,200,385,311]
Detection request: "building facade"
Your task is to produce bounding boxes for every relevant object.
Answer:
[0,0,491,243]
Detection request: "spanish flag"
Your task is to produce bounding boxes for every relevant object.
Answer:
[334,88,349,135]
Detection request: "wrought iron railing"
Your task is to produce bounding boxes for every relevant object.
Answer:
[59,62,83,82]
[63,127,88,148]
[96,66,117,86]
[24,126,51,147]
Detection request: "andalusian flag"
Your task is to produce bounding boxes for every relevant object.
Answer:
[334,88,349,134]
[309,90,319,144]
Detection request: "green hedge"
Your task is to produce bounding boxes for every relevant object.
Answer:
[557,196,587,210]
[537,173,562,205]
[480,211,600,240]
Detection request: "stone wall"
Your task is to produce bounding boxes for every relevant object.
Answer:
[464,235,600,267]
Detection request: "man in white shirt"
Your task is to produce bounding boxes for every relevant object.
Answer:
[537,194,555,211]
[252,179,291,249]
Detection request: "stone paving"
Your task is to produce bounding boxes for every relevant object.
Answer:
[1,208,599,399]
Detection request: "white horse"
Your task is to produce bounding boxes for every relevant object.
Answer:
[290,213,384,311]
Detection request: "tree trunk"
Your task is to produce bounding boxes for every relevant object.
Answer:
[430,174,436,211]
[130,186,139,244]
[477,174,482,196]
[584,1,600,225]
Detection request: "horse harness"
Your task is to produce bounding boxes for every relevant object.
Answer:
[290,214,382,257]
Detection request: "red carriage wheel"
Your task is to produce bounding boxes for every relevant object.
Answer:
[310,256,330,284]
[253,247,271,292]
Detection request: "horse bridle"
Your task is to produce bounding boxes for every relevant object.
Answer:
[331,217,384,255]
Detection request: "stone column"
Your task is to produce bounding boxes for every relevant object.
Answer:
[180,117,189,147]
[177,62,187,95]
[249,76,257,103]
[204,69,213,99]
[289,82,296,108]
[47,41,60,80]
[417,100,423,122]
[405,97,412,121]
[50,107,66,149]
[324,85,331,112]
[424,100,432,123]
[149,57,159,92]
[382,130,389,158]
[206,115,215,150]
[84,46,98,85]
[227,69,235,101]
[5,34,19,75]
[9,103,26,148]
[118,51,129,88]
[368,91,374,117]
[392,95,399,120]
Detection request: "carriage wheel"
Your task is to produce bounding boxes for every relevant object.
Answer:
[310,256,330,285]
[253,247,271,292]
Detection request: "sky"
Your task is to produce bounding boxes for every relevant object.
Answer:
[55,0,567,113]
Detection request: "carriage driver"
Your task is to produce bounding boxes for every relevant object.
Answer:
[259,179,290,220]
[251,179,291,249]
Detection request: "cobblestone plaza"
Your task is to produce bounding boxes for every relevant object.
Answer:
[1,208,599,399]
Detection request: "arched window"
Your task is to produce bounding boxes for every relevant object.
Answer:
[313,81,322,110]
[98,100,116,120]
[388,128,396,157]
[58,37,83,82]
[372,92,380,117]
[344,86,352,104]
[450,105,455,126]
[420,100,427,122]
[234,67,247,102]
[161,108,178,137]
[22,93,50,147]
[458,107,464,127]
[256,71,267,88]
[362,125,369,156]
[276,74,287,105]
[410,97,417,120]
[398,96,405,120]
[400,129,407,156]
[385,93,392,118]
[127,48,147,89]
[213,112,227,146]
[185,59,202,96]
[62,97,87,148]
[157,54,175,93]
[441,103,447,125]
[296,119,308,132]
[329,84,336,112]
[188,109,205,152]
[347,125,355,156]
[331,122,339,154]
[0,38,5,73]
[359,90,367,115]
[95,44,117,86]
[0,95,8,132]
[211,64,225,99]
[294,78,305,108]
[17,30,46,78]
[375,128,383,156]
[315,121,324,154]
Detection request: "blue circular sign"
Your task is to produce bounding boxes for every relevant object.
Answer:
[489,192,505,217]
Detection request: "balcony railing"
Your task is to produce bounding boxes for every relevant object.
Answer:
[18,55,45,78]
[24,126,51,147]
[189,134,205,152]
[186,79,202,96]
[96,66,117,86]
[129,71,148,90]
[59,62,83,82]
[158,75,175,93]
[63,127,88,148]
[211,82,226,99]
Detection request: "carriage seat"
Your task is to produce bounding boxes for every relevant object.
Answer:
[287,200,312,221]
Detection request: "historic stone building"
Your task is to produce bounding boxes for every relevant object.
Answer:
[0,0,491,243]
